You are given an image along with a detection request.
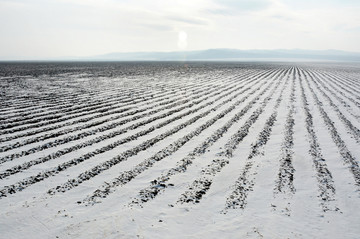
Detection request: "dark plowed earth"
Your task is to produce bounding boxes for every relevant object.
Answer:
[310,70,360,121]
[0,75,224,159]
[0,69,266,177]
[0,81,214,145]
[305,70,360,143]
[83,69,285,204]
[298,69,337,212]
[315,70,360,109]
[275,68,296,195]
[0,71,235,144]
[0,68,278,197]
[301,69,360,190]
[223,70,289,211]
[0,80,213,150]
[131,68,288,206]
[52,69,281,197]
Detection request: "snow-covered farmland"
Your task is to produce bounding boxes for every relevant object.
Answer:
[0,62,359,238]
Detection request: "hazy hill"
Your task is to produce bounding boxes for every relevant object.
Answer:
[83,49,360,61]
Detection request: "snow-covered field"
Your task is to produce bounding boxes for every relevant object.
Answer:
[0,62,359,238]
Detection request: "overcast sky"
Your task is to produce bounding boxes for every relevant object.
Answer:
[1,0,360,59]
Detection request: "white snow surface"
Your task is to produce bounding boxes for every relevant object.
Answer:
[0,62,359,238]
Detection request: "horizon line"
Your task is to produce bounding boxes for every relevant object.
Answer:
[2,48,360,62]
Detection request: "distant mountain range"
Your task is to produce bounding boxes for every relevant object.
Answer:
[3,49,360,62]
[79,49,360,62]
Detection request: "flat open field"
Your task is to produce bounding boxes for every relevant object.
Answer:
[0,62,359,238]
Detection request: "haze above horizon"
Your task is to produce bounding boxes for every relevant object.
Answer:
[1,0,360,60]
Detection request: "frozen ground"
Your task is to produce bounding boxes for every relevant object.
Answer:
[0,62,359,238]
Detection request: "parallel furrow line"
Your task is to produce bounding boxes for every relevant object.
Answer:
[298,68,337,212]
[305,70,360,143]
[82,70,283,204]
[0,81,145,118]
[178,70,288,208]
[319,70,360,96]
[0,72,246,141]
[0,71,259,159]
[0,81,197,131]
[0,75,226,154]
[315,71,360,110]
[0,70,272,195]
[0,73,225,123]
[301,69,360,190]
[47,70,278,196]
[129,69,287,206]
[0,87,148,124]
[0,75,249,175]
[274,68,296,195]
[316,70,360,105]
[310,70,360,120]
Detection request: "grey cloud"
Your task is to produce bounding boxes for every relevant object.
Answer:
[209,0,272,15]
[270,14,295,21]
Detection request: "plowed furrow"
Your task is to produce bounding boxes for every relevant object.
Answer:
[0,87,147,124]
[315,71,360,108]
[0,84,139,118]
[275,68,296,195]
[0,73,229,142]
[130,69,288,206]
[310,70,360,121]
[0,72,229,123]
[47,70,278,197]
[300,69,360,190]
[0,69,273,198]
[0,84,189,134]
[298,68,337,212]
[83,69,284,205]
[0,72,255,177]
[319,70,360,96]
[0,75,225,156]
[305,70,360,143]
[223,72,288,211]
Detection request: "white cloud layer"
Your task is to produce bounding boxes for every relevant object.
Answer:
[0,0,359,59]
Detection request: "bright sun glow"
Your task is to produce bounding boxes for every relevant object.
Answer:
[177,31,188,50]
